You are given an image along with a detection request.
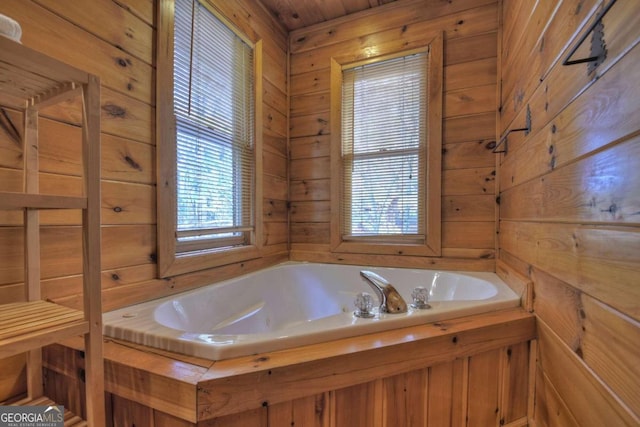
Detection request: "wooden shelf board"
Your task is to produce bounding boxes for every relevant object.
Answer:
[0,301,88,359]
[8,395,87,426]
[0,37,89,105]
[0,192,87,210]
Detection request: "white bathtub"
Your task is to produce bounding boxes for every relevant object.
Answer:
[103,262,521,360]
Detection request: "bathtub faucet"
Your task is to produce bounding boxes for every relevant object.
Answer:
[359,271,408,314]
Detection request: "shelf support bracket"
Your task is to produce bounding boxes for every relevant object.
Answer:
[493,104,531,155]
[562,0,617,73]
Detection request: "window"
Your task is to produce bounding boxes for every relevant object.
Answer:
[157,0,262,277]
[174,0,254,252]
[342,53,426,240]
[331,38,442,256]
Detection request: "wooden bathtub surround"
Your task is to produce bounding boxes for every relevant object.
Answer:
[0,37,104,425]
[44,307,535,426]
[495,260,533,313]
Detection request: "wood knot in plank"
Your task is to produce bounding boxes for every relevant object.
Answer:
[103,103,127,118]
[116,57,132,68]
[124,155,142,171]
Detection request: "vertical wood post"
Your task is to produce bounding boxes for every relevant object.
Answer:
[82,74,106,427]
[24,104,43,398]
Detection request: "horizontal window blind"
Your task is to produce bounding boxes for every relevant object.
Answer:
[342,52,428,240]
[174,0,254,252]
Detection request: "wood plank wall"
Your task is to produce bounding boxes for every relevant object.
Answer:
[288,0,500,271]
[498,0,640,425]
[0,0,288,401]
[9,1,639,424]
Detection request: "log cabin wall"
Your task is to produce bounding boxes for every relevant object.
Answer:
[0,0,288,401]
[288,0,500,271]
[4,0,636,424]
[497,0,640,425]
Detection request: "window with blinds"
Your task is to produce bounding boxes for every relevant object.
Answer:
[341,51,428,242]
[173,0,255,253]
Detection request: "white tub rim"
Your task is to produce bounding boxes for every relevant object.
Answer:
[103,261,521,360]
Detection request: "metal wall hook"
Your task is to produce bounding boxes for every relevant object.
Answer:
[493,104,531,155]
[563,0,617,71]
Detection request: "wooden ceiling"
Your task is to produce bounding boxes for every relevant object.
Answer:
[258,0,399,31]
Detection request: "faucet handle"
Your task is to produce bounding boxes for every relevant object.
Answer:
[354,292,375,318]
[411,286,431,309]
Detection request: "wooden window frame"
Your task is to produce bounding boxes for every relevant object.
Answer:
[330,33,443,257]
[156,0,263,277]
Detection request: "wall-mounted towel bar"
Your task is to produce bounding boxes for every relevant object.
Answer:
[494,104,531,155]
[563,0,617,73]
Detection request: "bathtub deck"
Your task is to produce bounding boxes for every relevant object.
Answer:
[44,307,535,424]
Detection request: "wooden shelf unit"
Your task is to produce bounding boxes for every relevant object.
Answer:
[0,37,105,426]
[7,396,88,426]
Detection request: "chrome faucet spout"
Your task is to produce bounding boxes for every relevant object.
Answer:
[359,271,408,314]
[359,270,386,301]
